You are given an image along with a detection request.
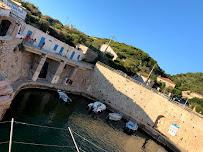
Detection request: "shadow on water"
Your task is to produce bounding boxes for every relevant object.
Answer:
[0,88,172,152]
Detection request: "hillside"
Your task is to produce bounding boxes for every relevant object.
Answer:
[171,72,203,96]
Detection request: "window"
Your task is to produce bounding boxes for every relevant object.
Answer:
[67,49,69,52]
[53,44,58,51]
[77,55,81,60]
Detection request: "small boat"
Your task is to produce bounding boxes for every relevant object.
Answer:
[87,102,106,114]
[124,121,138,135]
[108,113,122,121]
[57,90,72,103]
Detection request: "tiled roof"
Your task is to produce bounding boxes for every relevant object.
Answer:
[159,77,176,85]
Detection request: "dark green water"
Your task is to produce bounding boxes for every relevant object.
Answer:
[0,89,170,152]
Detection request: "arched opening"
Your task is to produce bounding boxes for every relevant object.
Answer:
[0,20,11,36]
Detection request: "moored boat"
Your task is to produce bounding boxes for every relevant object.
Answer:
[57,90,72,103]
[108,113,122,121]
[124,121,138,135]
[87,102,106,114]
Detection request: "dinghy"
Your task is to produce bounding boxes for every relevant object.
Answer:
[87,102,106,114]
[57,90,72,103]
[108,113,122,121]
[124,121,138,135]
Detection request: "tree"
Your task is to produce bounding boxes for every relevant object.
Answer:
[172,88,182,98]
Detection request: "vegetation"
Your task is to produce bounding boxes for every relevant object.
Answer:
[188,98,203,114]
[170,73,203,96]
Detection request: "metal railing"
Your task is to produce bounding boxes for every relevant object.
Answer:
[97,61,203,119]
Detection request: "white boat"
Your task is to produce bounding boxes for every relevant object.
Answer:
[108,113,122,121]
[124,121,138,135]
[88,102,106,114]
[57,90,72,103]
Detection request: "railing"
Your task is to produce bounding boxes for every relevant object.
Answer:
[23,42,94,69]
[97,61,203,119]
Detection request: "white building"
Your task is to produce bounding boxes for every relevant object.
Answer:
[1,0,85,61]
[1,0,27,35]
[22,24,85,61]
[100,44,118,60]
[0,1,11,17]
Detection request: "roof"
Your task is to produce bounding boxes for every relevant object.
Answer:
[158,77,176,85]
[0,1,11,10]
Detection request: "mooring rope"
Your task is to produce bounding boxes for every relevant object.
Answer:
[14,121,108,152]
[0,141,9,145]
[0,121,11,124]
[13,141,74,149]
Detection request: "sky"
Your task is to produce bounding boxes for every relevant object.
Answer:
[27,0,203,75]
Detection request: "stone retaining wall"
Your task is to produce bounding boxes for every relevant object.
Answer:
[0,38,33,82]
[90,62,203,152]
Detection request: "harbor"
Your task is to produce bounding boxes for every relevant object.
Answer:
[0,88,169,152]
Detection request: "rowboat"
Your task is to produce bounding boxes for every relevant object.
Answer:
[108,113,122,121]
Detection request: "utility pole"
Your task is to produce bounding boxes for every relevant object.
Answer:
[184,99,188,108]
[8,118,14,152]
[103,35,114,56]
[145,64,156,85]
[64,17,69,25]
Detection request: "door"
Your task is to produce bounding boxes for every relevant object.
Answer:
[70,51,75,60]
[26,30,32,37]
[59,47,64,55]
[39,62,49,78]
[38,37,46,47]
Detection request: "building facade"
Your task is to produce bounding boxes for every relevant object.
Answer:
[182,91,203,99]
[100,44,118,60]
[22,24,84,61]
[157,77,176,88]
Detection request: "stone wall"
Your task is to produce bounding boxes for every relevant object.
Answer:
[84,48,98,62]
[90,62,203,152]
[71,68,93,89]
[0,38,33,82]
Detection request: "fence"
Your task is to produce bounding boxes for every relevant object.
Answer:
[0,119,108,152]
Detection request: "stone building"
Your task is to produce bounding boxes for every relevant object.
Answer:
[76,44,98,62]
[157,76,176,88]
[182,91,203,99]
[100,44,118,60]
[0,1,11,17]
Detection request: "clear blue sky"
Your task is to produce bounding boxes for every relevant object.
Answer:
[28,0,203,75]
